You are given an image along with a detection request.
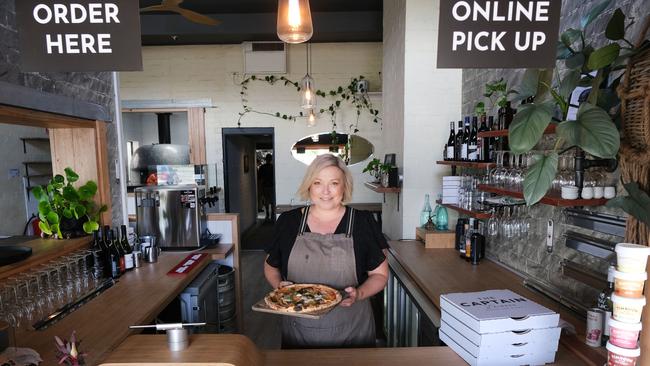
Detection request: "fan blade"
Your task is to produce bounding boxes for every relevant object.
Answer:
[176,8,221,26]
[140,5,169,13]
[161,0,184,7]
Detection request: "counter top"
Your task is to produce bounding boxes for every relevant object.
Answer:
[101,334,585,365]
[15,250,211,365]
[387,241,606,366]
[0,236,91,280]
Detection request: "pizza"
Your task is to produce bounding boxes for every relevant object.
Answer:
[264,284,343,313]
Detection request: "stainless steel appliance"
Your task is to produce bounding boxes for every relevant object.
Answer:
[135,185,206,249]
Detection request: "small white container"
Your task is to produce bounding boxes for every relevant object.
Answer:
[561,186,579,199]
[615,243,650,273]
[581,187,594,199]
[612,293,646,323]
[604,186,616,199]
[593,186,604,199]
[614,270,647,298]
[606,341,640,366]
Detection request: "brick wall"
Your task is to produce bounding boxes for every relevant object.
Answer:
[0,0,123,228]
[461,0,648,308]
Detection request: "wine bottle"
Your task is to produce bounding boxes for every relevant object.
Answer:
[121,225,134,271]
[446,122,456,161]
[105,227,121,279]
[112,229,126,274]
[461,117,470,161]
[470,220,484,265]
[468,117,478,162]
[420,194,433,227]
[464,219,474,261]
[435,194,448,231]
[455,121,464,161]
[476,114,490,162]
[487,116,495,162]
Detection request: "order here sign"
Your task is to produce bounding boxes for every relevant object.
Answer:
[436,0,561,68]
[16,1,142,72]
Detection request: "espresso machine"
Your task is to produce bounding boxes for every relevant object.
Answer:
[135,185,209,249]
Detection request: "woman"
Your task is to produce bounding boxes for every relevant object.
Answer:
[264,154,389,349]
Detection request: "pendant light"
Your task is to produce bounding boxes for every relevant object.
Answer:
[307,109,317,127]
[301,43,316,110]
[277,0,313,44]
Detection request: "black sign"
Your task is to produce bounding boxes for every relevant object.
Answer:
[437,0,561,68]
[16,1,142,72]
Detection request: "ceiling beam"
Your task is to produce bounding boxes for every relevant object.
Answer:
[140,11,382,45]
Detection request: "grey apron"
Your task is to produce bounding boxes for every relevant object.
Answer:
[281,206,376,349]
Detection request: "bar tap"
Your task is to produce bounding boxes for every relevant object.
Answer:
[574,149,618,189]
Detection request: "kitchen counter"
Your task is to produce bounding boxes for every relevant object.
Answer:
[14,250,215,365]
[101,334,585,365]
[387,241,606,366]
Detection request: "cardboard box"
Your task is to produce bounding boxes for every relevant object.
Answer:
[440,329,557,366]
[442,188,460,196]
[440,290,560,334]
[441,311,561,349]
[416,227,455,249]
[442,197,460,204]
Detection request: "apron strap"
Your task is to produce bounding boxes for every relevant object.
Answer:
[346,207,355,238]
[298,205,310,235]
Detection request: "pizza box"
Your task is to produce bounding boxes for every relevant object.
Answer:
[441,310,561,349]
[441,320,560,357]
[440,329,557,366]
[440,290,559,334]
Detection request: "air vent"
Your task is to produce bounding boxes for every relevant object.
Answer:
[242,41,287,74]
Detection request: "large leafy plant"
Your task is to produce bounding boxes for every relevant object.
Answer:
[32,168,106,238]
[507,0,648,205]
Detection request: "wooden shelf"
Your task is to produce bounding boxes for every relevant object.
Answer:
[22,161,52,165]
[19,137,50,142]
[478,124,556,138]
[364,181,401,193]
[477,184,608,207]
[436,160,495,169]
[436,200,492,219]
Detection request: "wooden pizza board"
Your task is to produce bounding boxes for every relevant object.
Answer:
[251,298,339,319]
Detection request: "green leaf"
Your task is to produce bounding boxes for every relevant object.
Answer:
[565,52,585,69]
[556,41,573,60]
[587,43,621,70]
[32,186,46,202]
[508,101,554,154]
[606,182,650,227]
[83,220,99,234]
[556,104,620,158]
[561,28,582,47]
[64,167,79,183]
[39,221,52,236]
[46,211,60,225]
[78,181,97,199]
[605,8,625,40]
[73,204,87,218]
[52,223,62,239]
[523,152,559,205]
[581,0,611,29]
[515,69,541,102]
[63,208,74,219]
[53,174,65,184]
[63,186,80,202]
[559,69,582,100]
[38,201,51,215]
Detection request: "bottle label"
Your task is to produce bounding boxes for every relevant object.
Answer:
[111,257,119,277]
[461,144,468,159]
[468,145,477,160]
[124,253,134,269]
[446,147,454,159]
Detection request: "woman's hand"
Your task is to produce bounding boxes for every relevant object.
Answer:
[340,287,358,307]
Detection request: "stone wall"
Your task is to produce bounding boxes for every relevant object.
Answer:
[461,0,648,309]
[0,0,123,228]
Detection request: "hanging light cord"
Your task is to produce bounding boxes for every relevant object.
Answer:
[306,43,312,76]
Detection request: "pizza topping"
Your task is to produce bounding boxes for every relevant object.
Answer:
[264,284,342,313]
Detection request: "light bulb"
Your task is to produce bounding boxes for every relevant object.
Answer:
[277,0,313,44]
[301,73,316,109]
[307,110,317,127]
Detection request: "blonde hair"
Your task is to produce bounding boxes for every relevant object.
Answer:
[297,154,353,203]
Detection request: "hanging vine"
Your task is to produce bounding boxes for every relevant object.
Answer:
[236,74,381,132]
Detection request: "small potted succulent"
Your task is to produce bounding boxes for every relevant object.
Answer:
[54,331,87,366]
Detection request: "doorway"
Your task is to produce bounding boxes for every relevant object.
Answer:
[222,128,275,238]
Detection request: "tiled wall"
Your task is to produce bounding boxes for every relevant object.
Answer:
[0,0,123,228]
[461,0,647,308]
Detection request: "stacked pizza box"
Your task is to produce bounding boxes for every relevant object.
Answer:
[439,289,561,366]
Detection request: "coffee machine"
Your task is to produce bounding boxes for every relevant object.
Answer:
[135,185,207,249]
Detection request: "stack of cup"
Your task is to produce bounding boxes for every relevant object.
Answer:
[606,243,650,365]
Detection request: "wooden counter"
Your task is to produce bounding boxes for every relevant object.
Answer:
[0,236,91,280]
[101,334,585,365]
[15,251,211,366]
[388,241,606,366]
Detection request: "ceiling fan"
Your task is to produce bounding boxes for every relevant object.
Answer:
[140,0,221,26]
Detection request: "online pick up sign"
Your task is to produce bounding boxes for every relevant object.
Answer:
[16,1,142,72]
[437,0,561,68]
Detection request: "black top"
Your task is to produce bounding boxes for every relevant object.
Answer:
[258,163,274,187]
[265,206,388,285]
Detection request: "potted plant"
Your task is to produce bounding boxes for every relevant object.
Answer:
[32,167,107,239]
[506,0,648,209]
[363,158,391,184]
